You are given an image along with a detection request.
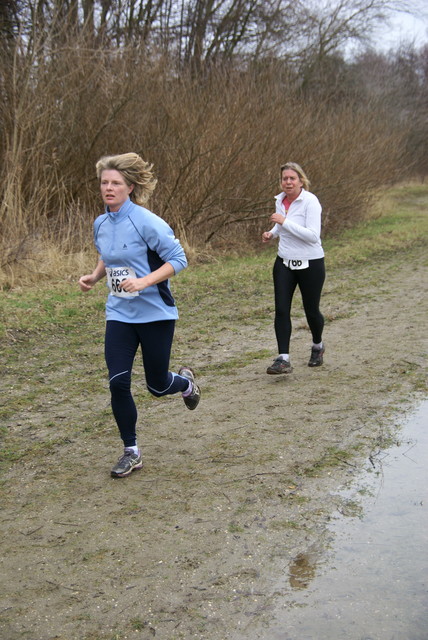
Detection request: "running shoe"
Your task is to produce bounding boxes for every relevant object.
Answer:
[308,345,325,367]
[179,366,201,410]
[266,357,292,374]
[111,448,143,478]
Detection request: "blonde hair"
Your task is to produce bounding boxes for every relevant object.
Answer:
[96,152,157,205]
[280,162,310,191]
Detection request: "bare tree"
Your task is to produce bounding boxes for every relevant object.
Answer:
[8,0,421,65]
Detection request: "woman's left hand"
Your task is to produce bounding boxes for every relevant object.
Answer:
[270,213,286,225]
[120,277,147,293]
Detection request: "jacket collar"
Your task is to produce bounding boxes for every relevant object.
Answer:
[106,197,134,221]
[275,188,306,202]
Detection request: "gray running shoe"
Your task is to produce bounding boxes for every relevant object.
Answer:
[308,345,325,367]
[266,357,292,374]
[179,366,201,410]
[111,448,143,478]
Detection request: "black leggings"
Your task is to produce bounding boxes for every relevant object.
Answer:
[104,320,189,447]
[272,256,325,354]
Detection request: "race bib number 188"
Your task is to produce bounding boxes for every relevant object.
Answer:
[106,266,139,298]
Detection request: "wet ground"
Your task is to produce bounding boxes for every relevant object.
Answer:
[1,249,427,640]
[249,400,428,640]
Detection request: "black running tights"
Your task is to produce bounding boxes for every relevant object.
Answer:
[104,320,189,447]
[272,256,325,354]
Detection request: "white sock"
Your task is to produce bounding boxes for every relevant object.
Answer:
[313,342,323,350]
[279,354,290,361]
[182,381,193,397]
[126,445,139,454]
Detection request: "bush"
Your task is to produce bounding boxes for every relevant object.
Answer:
[0,27,409,285]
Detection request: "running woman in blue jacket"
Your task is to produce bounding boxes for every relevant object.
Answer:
[79,153,200,478]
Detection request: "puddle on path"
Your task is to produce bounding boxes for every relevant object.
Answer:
[266,399,428,640]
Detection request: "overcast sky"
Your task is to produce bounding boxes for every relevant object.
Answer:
[342,8,428,57]
[376,10,428,49]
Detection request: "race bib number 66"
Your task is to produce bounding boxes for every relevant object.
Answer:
[106,266,139,298]
[283,259,309,271]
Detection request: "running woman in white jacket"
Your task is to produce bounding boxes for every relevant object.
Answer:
[79,153,200,477]
[262,162,325,374]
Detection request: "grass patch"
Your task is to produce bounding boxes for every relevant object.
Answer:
[323,183,428,267]
[1,183,427,342]
[303,446,360,478]
[270,519,301,530]
[0,183,427,475]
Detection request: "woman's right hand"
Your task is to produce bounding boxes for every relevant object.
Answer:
[79,274,96,292]
[262,231,273,243]
[79,260,106,292]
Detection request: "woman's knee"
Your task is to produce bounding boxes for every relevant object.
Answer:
[109,371,131,396]
[146,371,183,397]
[275,306,291,320]
[147,385,163,398]
[145,375,171,398]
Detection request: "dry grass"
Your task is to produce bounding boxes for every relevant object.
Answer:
[0,24,411,286]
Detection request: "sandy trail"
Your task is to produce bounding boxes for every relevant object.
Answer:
[0,249,427,640]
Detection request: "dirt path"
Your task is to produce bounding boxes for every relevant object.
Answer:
[1,248,427,640]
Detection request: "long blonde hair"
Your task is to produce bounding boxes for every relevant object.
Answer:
[96,152,157,205]
[280,162,310,191]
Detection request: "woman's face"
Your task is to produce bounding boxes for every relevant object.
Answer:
[281,169,303,200]
[100,169,134,212]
